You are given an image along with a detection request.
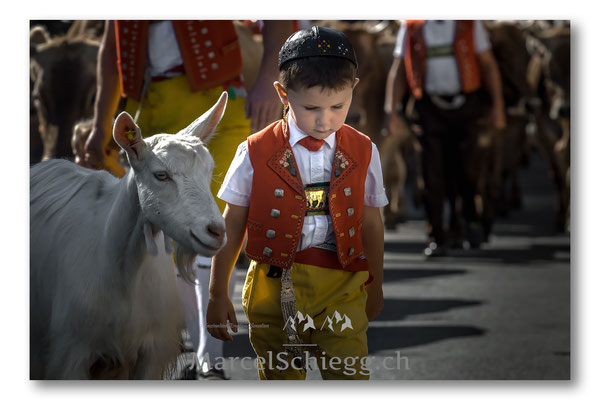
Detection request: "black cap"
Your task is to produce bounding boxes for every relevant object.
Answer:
[278,26,358,70]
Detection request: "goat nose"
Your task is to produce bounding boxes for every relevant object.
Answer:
[207,221,225,239]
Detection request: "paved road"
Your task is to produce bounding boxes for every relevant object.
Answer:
[218,151,570,380]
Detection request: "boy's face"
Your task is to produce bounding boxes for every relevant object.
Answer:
[274,80,358,140]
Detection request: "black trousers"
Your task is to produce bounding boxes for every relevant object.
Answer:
[415,91,485,245]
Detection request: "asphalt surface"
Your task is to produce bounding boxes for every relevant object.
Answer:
[215,151,570,380]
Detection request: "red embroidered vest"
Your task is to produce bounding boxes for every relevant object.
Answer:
[404,20,482,99]
[114,20,243,101]
[245,120,372,272]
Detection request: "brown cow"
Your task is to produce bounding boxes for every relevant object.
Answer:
[474,21,538,239]
[525,22,570,231]
[30,21,100,162]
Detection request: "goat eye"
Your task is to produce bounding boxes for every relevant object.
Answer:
[153,171,169,181]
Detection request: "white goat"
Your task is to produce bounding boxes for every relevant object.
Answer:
[30,93,229,379]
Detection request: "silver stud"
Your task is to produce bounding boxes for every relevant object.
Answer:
[122,51,128,58]
[274,189,284,198]
[201,27,208,34]
[211,63,219,70]
[197,61,203,67]
[347,207,354,216]
[205,40,212,47]
[121,39,128,46]
[266,230,276,239]
[123,27,129,34]
[208,51,215,59]
[122,75,127,81]
[348,248,355,256]
[201,74,207,80]
[271,209,281,218]
[122,63,128,70]
[344,187,352,197]
[349,227,355,238]
[263,247,273,257]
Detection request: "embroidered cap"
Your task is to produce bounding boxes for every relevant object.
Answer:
[278,26,358,70]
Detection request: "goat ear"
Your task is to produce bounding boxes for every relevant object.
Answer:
[176,91,228,143]
[113,112,146,162]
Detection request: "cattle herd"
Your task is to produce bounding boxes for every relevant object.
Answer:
[29,20,570,237]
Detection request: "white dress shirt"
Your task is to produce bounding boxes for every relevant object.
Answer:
[147,21,184,77]
[217,116,388,251]
[393,20,491,96]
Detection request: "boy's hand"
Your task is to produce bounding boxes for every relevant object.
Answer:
[206,296,238,342]
[365,283,384,321]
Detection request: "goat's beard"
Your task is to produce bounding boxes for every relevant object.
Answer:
[173,243,197,284]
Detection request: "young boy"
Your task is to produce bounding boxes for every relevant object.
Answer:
[206,26,387,380]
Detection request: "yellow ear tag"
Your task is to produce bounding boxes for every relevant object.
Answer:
[125,129,136,141]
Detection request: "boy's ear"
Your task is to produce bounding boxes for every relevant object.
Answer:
[353,78,360,90]
[273,81,289,106]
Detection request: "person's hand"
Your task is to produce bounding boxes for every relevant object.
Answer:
[245,78,281,134]
[83,125,108,170]
[365,282,384,321]
[383,112,411,143]
[490,104,507,132]
[72,131,87,167]
[206,295,238,342]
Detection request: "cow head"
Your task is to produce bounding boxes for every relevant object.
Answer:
[30,32,99,161]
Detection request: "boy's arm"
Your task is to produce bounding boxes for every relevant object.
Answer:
[207,203,249,341]
[362,206,385,321]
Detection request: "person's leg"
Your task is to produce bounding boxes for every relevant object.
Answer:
[442,124,464,247]
[175,273,200,352]
[456,122,485,248]
[195,256,236,378]
[242,262,306,380]
[416,100,447,253]
[294,266,370,380]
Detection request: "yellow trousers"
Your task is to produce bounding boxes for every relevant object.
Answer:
[125,75,250,212]
[242,261,370,380]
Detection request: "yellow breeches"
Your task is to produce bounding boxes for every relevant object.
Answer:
[242,261,370,380]
[125,75,250,212]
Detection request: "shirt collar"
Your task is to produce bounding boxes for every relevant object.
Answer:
[288,115,336,149]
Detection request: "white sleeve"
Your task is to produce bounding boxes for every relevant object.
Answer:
[392,22,407,58]
[216,141,253,207]
[474,20,492,53]
[364,143,389,207]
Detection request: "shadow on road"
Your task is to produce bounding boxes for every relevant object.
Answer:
[452,243,570,265]
[384,240,569,266]
[382,267,467,283]
[367,325,486,353]
[374,298,483,321]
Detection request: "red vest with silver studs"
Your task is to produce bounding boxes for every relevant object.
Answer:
[245,119,372,273]
[403,20,482,99]
[114,20,243,101]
